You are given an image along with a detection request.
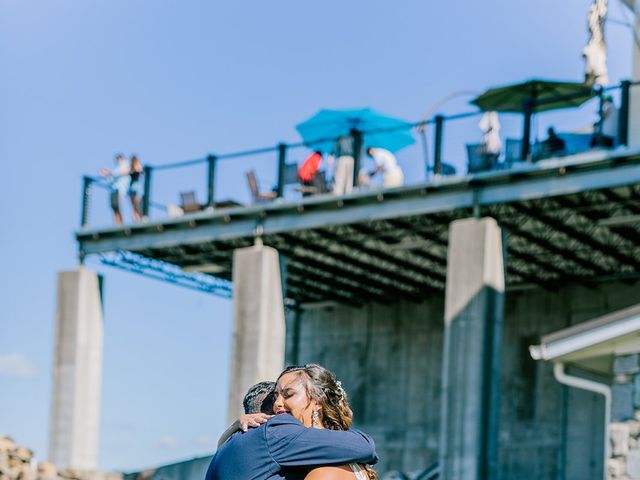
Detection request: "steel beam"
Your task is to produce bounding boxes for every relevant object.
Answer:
[286,263,392,304]
[318,229,445,290]
[512,203,640,271]
[348,223,448,278]
[496,216,612,276]
[276,233,427,301]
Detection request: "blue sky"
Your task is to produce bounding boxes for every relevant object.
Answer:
[0,0,635,472]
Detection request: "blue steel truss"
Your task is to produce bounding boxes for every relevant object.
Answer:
[96,251,232,298]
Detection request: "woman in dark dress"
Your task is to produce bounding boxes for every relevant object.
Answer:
[128,155,143,222]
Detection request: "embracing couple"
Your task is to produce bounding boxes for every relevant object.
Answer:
[205,364,378,480]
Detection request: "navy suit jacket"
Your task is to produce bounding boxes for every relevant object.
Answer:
[205,414,377,480]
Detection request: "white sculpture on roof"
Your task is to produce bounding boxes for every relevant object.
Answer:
[583,0,609,86]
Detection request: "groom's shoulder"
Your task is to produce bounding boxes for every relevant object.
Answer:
[267,413,301,427]
[265,414,304,438]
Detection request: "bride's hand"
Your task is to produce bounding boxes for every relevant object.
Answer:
[238,413,272,432]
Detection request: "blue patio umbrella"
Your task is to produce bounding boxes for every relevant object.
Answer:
[295,108,415,153]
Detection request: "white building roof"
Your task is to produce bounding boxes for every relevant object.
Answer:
[530,303,640,374]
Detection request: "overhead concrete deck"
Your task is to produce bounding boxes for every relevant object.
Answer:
[77,146,640,305]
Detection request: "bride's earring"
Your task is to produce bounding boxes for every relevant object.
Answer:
[311,410,319,427]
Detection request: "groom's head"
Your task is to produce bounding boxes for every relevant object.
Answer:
[243,381,276,414]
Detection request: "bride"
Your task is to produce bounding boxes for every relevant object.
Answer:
[272,364,376,480]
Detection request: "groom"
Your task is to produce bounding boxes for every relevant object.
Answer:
[206,382,377,480]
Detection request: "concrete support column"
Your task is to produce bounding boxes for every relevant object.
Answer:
[227,245,286,424]
[439,218,505,480]
[49,269,104,470]
[630,0,640,146]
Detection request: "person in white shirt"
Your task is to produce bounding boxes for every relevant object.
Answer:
[601,96,618,144]
[99,153,130,225]
[366,147,404,188]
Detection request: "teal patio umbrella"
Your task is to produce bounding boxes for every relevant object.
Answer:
[471,79,595,160]
[295,108,415,154]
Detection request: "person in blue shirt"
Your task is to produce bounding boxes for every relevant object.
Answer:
[206,364,378,480]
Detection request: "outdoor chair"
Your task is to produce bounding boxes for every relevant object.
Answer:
[299,171,329,196]
[505,138,524,166]
[561,133,593,155]
[246,170,277,203]
[506,138,552,164]
[283,162,298,185]
[179,191,204,213]
[440,163,456,176]
[466,143,494,173]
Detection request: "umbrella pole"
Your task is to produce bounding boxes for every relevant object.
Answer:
[351,128,363,188]
[434,115,444,175]
[521,100,533,161]
[418,125,430,179]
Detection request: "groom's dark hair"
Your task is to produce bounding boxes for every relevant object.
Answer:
[243,381,276,414]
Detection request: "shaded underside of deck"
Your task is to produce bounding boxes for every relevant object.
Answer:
[77,147,640,305]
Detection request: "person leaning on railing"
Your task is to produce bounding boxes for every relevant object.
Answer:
[592,95,618,148]
[366,147,404,188]
[99,153,130,225]
[128,155,143,222]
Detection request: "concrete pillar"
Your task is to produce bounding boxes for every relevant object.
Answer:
[227,245,285,424]
[49,269,103,470]
[630,0,640,146]
[439,218,505,480]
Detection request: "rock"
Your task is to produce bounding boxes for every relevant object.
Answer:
[612,423,631,456]
[608,456,626,478]
[37,461,57,480]
[630,421,640,438]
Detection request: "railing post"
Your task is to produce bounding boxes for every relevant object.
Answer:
[80,176,92,228]
[207,154,217,208]
[596,85,605,138]
[142,165,152,220]
[521,100,533,161]
[351,128,363,187]
[276,143,287,198]
[619,80,631,146]
[434,115,444,175]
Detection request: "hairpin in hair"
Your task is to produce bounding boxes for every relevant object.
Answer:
[336,380,346,401]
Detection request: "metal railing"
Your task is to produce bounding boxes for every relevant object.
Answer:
[80,79,639,229]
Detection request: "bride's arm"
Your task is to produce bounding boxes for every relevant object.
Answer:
[216,413,272,448]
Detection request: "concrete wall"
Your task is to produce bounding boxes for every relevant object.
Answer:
[285,281,639,478]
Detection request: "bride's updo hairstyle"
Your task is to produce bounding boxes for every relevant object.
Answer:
[278,364,353,431]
